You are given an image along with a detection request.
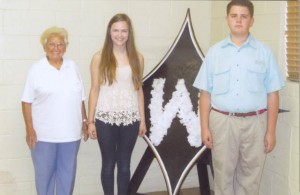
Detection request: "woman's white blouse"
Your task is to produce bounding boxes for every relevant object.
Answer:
[21,57,86,142]
[95,65,140,126]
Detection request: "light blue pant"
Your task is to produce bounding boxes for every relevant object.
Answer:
[31,140,81,195]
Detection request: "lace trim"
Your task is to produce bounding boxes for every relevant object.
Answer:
[95,110,140,126]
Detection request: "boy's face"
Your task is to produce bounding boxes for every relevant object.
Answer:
[226,5,254,37]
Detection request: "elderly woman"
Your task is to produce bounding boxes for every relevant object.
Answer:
[21,26,88,195]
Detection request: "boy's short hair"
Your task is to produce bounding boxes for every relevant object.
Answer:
[227,0,254,17]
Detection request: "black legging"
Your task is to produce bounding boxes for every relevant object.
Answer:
[96,119,139,195]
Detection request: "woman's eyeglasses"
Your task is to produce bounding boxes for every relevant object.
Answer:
[47,42,66,49]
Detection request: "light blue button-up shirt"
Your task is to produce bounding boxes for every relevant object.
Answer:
[193,34,285,113]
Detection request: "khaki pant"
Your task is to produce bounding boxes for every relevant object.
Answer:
[210,110,267,195]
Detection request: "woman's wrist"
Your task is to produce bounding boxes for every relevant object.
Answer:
[83,118,88,123]
[88,120,95,125]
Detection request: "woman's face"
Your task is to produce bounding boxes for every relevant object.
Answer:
[44,35,66,62]
[110,21,129,47]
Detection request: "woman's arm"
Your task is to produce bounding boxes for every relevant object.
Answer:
[137,53,147,137]
[87,52,101,139]
[81,102,88,141]
[22,102,37,149]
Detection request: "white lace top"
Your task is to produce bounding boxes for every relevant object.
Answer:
[95,65,140,126]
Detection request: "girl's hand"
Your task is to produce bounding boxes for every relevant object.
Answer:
[138,121,147,137]
[88,123,97,139]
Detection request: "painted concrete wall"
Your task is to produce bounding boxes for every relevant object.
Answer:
[0,1,211,194]
[0,1,298,195]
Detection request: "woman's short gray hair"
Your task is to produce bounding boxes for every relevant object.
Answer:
[40,26,69,48]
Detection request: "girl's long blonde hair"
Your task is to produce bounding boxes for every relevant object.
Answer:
[99,13,142,90]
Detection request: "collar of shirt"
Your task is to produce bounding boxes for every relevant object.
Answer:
[220,34,257,50]
[42,56,70,71]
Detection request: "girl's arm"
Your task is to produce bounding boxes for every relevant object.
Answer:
[137,53,147,136]
[87,51,101,139]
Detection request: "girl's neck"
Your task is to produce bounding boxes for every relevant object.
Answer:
[113,45,126,53]
[113,47,129,66]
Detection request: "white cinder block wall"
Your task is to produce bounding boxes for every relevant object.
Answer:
[0,1,211,194]
[0,1,298,195]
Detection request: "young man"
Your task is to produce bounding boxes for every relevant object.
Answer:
[193,0,285,194]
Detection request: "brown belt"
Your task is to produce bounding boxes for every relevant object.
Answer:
[211,107,267,117]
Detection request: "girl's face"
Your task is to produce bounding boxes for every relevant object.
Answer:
[110,21,129,47]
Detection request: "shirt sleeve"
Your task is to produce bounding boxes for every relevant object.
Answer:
[192,49,213,93]
[265,49,285,93]
[21,67,35,103]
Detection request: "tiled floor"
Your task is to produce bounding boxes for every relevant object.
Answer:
[138,188,214,195]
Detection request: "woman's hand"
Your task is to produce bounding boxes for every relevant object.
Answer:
[26,128,37,149]
[82,121,89,141]
[88,123,97,139]
[22,102,37,149]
